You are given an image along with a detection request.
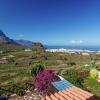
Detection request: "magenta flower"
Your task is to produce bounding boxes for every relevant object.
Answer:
[33,69,58,94]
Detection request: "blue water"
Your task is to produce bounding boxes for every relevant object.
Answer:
[44,45,100,51]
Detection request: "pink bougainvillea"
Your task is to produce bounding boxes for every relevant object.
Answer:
[34,69,58,94]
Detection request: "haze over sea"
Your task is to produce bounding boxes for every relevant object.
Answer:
[45,45,100,51]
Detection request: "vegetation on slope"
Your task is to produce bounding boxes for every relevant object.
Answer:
[0,47,100,96]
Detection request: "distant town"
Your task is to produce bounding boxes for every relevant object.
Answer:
[46,48,100,54]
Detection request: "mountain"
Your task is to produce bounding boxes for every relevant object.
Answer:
[15,40,33,47]
[0,30,18,44]
[0,30,45,52]
[0,30,25,51]
[0,30,33,47]
[32,42,45,51]
[32,42,44,48]
[16,40,45,51]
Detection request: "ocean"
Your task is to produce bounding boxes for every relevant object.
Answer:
[44,45,100,51]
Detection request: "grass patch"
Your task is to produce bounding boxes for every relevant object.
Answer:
[84,76,100,96]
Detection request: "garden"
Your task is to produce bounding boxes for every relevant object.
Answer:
[1,63,100,99]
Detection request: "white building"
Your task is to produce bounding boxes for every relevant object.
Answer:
[25,48,32,52]
[81,52,90,56]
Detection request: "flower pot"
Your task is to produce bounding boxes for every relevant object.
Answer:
[96,78,100,82]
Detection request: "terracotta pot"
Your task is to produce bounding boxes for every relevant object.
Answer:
[96,78,100,82]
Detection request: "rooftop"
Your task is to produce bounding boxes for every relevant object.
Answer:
[41,80,100,100]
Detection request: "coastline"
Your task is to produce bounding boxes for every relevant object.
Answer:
[45,45,100,52]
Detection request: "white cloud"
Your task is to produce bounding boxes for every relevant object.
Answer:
[70,40,83,44]
[18,34,24,37]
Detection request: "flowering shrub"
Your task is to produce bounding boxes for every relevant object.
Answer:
[34,69,58,94]
[90,69,98,78]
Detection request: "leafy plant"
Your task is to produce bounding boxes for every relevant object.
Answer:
[64,75,84,89]
[90,61,97,69]
[30,64,44,76]
[90,69,98,79]
[34,69,58,94]
[84,76,100,96]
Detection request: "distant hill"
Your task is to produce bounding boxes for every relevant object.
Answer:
[32,42,44,48]
[32,42,45,51]
[0,30,25,52]
[0,30,18,44]
[15,40,33,47]
[0,44,25,52]
[0,30,45,52]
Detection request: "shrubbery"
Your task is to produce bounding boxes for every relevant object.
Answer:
[89,69,98,79]
[34,69,58,94]
[30,64,58,94]
[30,64,44,76]
[0,82,34,96]
[64,75,84,89]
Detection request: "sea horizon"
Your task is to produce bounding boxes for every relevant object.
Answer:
[44,45,100,51]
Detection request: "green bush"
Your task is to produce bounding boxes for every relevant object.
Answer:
[60,67,77,76]
[64,75,84,89]
[90,61,97,69]
[84,76,100,96]
[30,64,44,76]
[89,69,98,79]
[0,82,34,96]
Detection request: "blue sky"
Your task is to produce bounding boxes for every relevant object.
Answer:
[0,0,100,45]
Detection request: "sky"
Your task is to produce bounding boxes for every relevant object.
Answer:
[0,0,100,45]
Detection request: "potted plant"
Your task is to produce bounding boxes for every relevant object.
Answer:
[96,72,100,82]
